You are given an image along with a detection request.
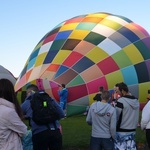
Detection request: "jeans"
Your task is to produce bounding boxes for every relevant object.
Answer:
[90,136,114,150]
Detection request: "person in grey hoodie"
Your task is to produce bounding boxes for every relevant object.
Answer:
[114,82,140,150]
[86,90,116,150]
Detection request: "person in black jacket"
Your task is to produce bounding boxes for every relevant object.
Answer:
[93,86,104,101]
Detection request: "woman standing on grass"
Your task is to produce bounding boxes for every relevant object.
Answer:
[0,79,27,150]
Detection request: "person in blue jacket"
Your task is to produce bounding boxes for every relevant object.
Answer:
[58,84,68,117]
[21,84,65,150]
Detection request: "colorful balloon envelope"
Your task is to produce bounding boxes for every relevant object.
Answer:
[15,12,150,116]
[0,65,16,85]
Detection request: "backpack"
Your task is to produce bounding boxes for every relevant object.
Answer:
[30,91,60,125]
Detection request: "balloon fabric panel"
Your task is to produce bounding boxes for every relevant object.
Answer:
[43,51,58,64]
[51,50,70,64]
[15,12,150,116]
[50,39,66,51]
[63,51,83,67]
[67,84,88,102]
[54,69,78,84]
[86,46,109,63]
[73,41,95,55]
[111,51,132,68]
[55,31,72,40]
[84,32,106,45]
[121,66,138,85]
[43,33,57,44]
[109,32,131,48]
[72,57,95,73]
[80,65,103,83]
[135,62,149,83]
[123,44,144,65]
[87,77,107,94]
[76,22,96,30]
[54,66,69,78]
[67,75,85,87]
[69,30,89,40]
[62,39,81,50]
[135,40,150,60]
[98,38,121,55]
[97,56,119,75]
[145,60,150,78]
[118,27,140,43]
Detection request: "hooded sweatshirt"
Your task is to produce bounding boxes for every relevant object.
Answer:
[86,101,116,139]
[116,95,139,133]
[0,98,27,150]
[141,101,150,130]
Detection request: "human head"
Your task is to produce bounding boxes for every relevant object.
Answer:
[0,78,16,101]
[61,84,66,88]
[116,82,128,96]
[114,83,119,92]
[99,86,104,92]
[101,90,110,102]
[26,84,39,96]
[0,78,23,118]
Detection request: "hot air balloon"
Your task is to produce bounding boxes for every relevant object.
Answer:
[0,65,16,85]
[15,12,150,116]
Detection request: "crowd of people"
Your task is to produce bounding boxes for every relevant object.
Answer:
[0,78,150,150]
[87,82,150,150]
[0,80,68,150]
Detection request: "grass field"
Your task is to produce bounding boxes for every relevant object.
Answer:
[60,115,147,150]
[25,113,147,150]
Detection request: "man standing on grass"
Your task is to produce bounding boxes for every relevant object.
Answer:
[21,84,65,150]
[86,90,116,150]
[114,82,139,150]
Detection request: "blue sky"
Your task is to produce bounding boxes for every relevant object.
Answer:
[0,0,150,77]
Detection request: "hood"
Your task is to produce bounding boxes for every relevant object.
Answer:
[93,102,112,116]
[0,98,14,109]
[122,95,139,109]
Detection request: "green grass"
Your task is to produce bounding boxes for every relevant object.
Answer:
[60,115,146,150]
[60,115,91,150]
[25,114,147,150]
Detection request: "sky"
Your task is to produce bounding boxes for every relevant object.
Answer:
[0,0,150,77]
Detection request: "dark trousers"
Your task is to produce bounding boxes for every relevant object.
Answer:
[90,136,114,150]
[146,129,150,149]
[32,129,62,150]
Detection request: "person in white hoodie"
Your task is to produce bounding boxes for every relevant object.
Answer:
[0,79,27,150]
[114,82,139,150]
[86,90,116,150]
[141,100,150,149]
